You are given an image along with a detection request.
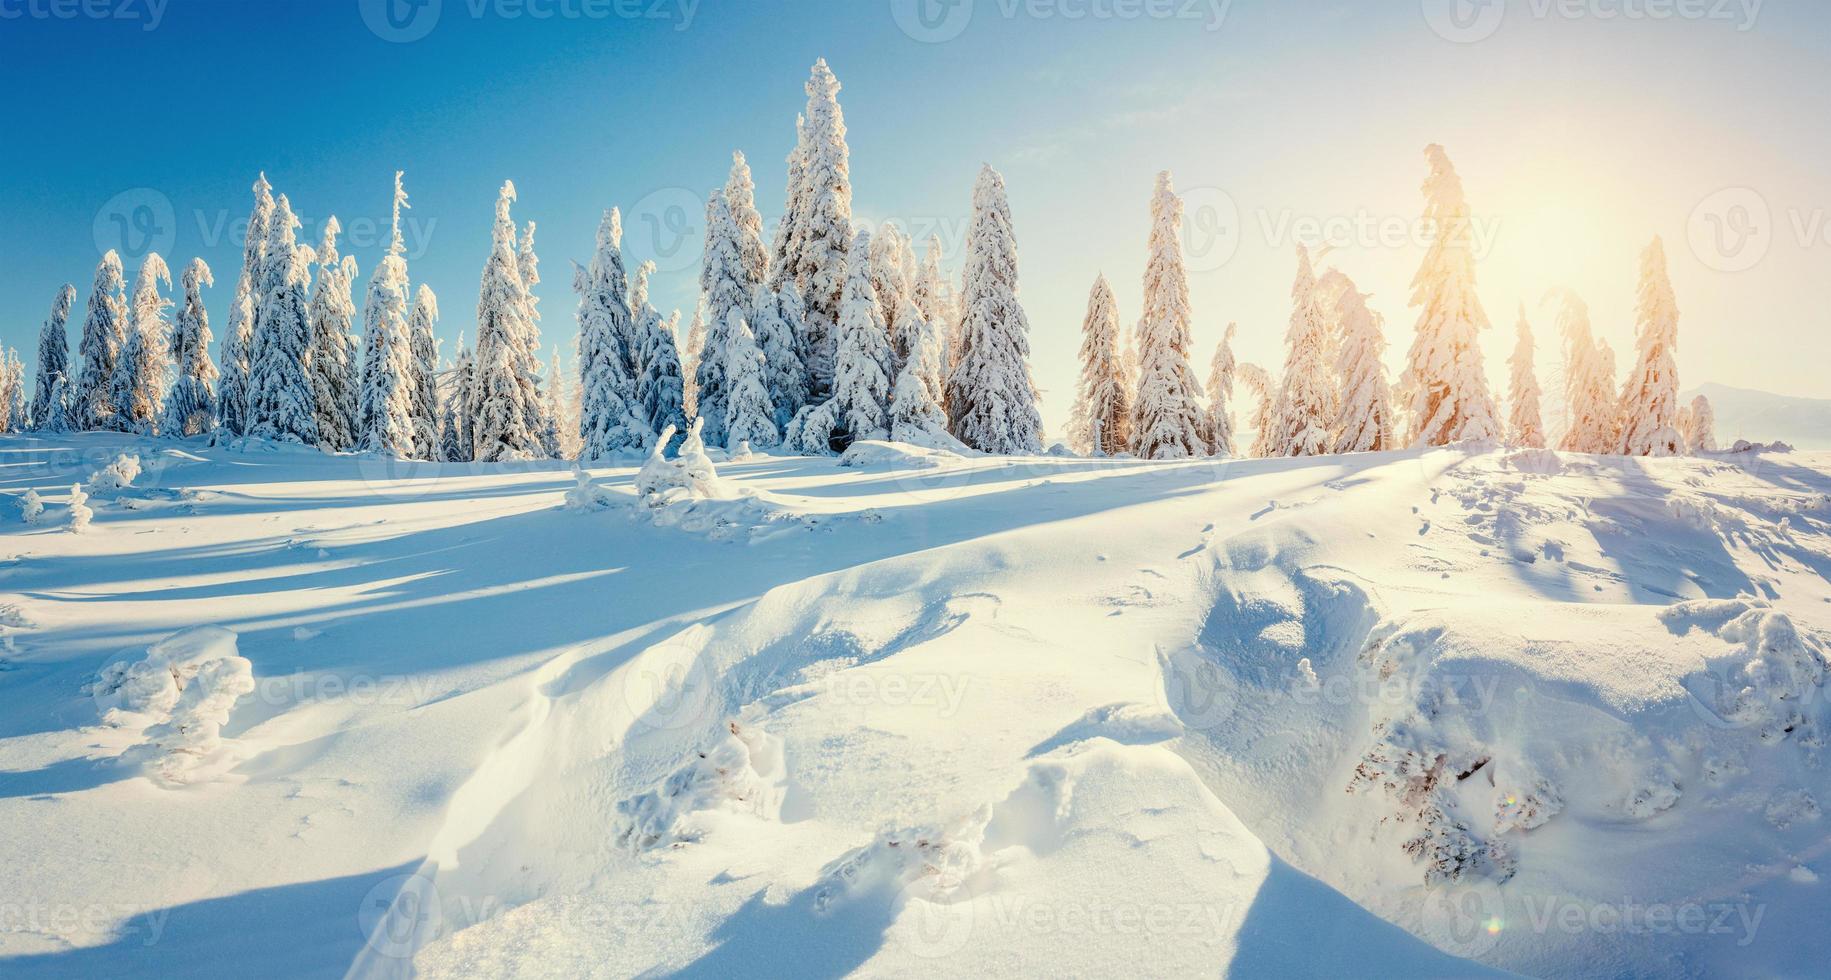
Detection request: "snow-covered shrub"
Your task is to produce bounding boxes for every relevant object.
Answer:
[19,488,44,524]
[1664,597,1830,743]
[612,720,785,852]
[633,419,726,503]
[66,483,91,532]
[563,468,615,511]
[87,453,141,491]
[89,625,254,785]
[811,816,987,916]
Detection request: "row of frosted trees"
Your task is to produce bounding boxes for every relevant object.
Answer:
[1069,144,1715,461]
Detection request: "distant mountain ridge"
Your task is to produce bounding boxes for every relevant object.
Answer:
[1685,383,1831,450]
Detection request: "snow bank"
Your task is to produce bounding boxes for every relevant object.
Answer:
[837,438,968,469]
[89,625,255,785]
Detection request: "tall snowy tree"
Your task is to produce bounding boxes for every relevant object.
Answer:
[305,219,360,451]
[439,335,473,463]
[639,308,688,450]
[577,208,650,459]
[946,166,1043,455]
[870,222,913,373]
[161,258,219,437]
[727,150,769,290]
[1238,363,1277,459]
[468,181,545,462]
[108,253,174,433]
[749,283,808,430]
[75,250,128,430]
[1332,279,1397,454]
[769,114,808,293]
[1399,145,1499,447]
[782,59,852,400]
[888,300,949,447]
[406,285,441,460]
[219,174,273,437]
[1506,305,1546,449]
[1615,236,1684,456]
[1068,274,1130,456]
[830,227,893,445]
[546,350,579,459]
[1680,394,1716,453]
[1552,290,1617,455]
[1268,247,1334,457]
[682,299,707,421]
[911,236,948,374]
[358,174,418,457]
[1130,172,1207,459]
[248,197,318,444]
[723,311,778,449]
[697,190,750,447]
[0,351,23,433]
[1206,324,1238,459]
[518,220,554,457]
[29,284,75,431]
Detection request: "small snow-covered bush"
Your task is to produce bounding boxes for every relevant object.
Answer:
[89,625,254,785]
[634,420,725,503]
[88,453,142,491]
[563,469,616,512]
[66,483,92,532]
[18,488,44,524]
[613,720,785,852]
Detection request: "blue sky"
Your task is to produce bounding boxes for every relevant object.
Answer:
[3,0,1828,436]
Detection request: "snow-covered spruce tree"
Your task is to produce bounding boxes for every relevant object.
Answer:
[219,174,273,437]
[161,258,219,437]
[638,308,688,449]
[439,336,473,462]
[1068,274,1130,456]
[697,190,750,447]
[305,219,360,451]
[0,352,22,432]
[517,220,555,458]
[1505,304,1546,449]
[576,209,650,459]
[1681,394,1716,453]
[831,227,893,445]
[784,59,853,400]
[75,250,128,430]
[110,253,174,434]
[357,175,418,457]
[1129,172,1207,459]
[468,181,545,462]
[682,298,707,420]
[870,222,912,371]
[1399,144,1499,447]
[1332,280,1397,454]
[727,150,769,290]
[407,285,441,460]
[248,197,319,444]
[769,114,808,292]
[29,284,76,430]
[1552,290,1617,454]
[946,166,1043,454]
[1615,236,1684,456]
[545,351,579,459]
[911,236,948,374]
[1206,324,1238,459]
[1269,246,1333,457]
[749,283,808,430]
[722,311,778,449]
[888,307,949,448]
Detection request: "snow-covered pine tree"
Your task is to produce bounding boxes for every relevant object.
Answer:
[1237,363,1277,459]
[576,209,651,459]
[0,352,22,433]
[439,335,473,462]
[784,59,853,400]
[1207,324,1238,458]
[219,174,273,437]
[1332,280,1397,454]
[831,227,892,445]
[1399,144,1499,447]
[749,284,808,430]
[1552,290,1617,454]
[910,235,947,365]
[870,222,912,373]
[1681,393,1716,453]
[405,285,441,460]
[945,166,1043,454]
[638,308,688,449]
[887,299,949,448]
[75,250,128,430]
[109,253,173,434]
[161,258,219,437]
[248,197,319,444]
[305,219,360,450]
[1615,236,1684,456]
[517,220,553,458]
[29,284,76,430]
[722,311,778,449]
[1268,246,1333,457]
[697,189,750,447]
[1068,274,1130,456]
[1506,304,1546,449]
[357,175,418,457]
[1129,172,1207,459]
[468,181,545,462]
[769,114,808,292]
[546,350,580,459]
[682,299,706,420]
[726,150,769,290]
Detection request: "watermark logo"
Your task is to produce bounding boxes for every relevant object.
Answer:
[359,872,442,958]
[1425,0,1764,43]
[629,186,706,273]
[897,897,978,958]
[0,0,169,31]
[1422,0,1507,43]
[360,0,442,42]
[1688,187,1771,273]
[93,188,176,264]
[1418,879,1505,957]
[893,0,1230,42]
[891,0,975,42]
[1161,647,1238,730]
[621,639,717,733]
[1182,186,1241,273]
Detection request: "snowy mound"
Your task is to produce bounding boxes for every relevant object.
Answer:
[89,625,255,785]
